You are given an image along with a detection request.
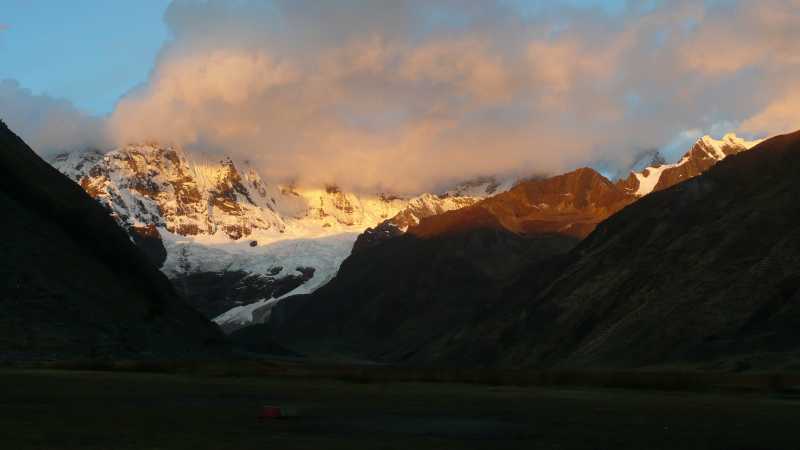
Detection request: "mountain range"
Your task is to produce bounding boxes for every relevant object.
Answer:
[241,132,800,370]
[50,133,759,335]
[2,112,796,370]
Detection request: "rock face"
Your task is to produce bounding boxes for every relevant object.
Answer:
[54,146,294,242]
[52,145,509,329]
[0,121,224,360]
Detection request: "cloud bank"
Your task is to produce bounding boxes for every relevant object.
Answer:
[5,0,800,193]
[0,80,111,158]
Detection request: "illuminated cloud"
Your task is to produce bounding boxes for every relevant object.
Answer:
[0,80,111,157]
[6,1,800,192]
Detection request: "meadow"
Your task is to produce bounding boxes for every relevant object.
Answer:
[1,365,799,449]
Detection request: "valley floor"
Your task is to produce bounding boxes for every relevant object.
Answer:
[1,368,799,449]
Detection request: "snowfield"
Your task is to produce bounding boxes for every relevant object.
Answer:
[159,229,358,330]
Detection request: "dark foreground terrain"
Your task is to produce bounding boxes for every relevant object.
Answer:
[1,368,799,450]
[0,120,223,359]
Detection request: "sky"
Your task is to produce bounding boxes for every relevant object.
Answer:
[1,0,799,193]
[1,1,170,114]
[1,0,625,116]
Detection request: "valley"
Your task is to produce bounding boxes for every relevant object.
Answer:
[2,3,799,447]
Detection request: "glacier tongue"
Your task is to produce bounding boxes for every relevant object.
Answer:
[160,230,359,332]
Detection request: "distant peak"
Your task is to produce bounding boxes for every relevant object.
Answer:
[649,151,667,168]
[563,166,608,180]
[625,130,766,198]
[722,132,739,141]
[698,133,763,152]
[442,175,515,198]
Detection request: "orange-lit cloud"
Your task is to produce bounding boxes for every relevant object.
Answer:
[4,0,800,193]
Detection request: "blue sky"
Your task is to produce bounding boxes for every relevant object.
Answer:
[1,1,170,115]
[1,0,627,116]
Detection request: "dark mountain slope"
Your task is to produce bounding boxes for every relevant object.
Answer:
[268,131,800,369]
[266,168,633,361]
[0,120,224,359]
[442,130,800,369]
[265,229,577,361]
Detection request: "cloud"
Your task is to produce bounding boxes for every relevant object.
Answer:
[8,0,800,192]
[0,80,111,158]
[740,89,800,136]
[107,0,621,192]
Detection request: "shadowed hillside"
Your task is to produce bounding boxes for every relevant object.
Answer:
[257,168,632,362]
[259,131,800,370]
[0,120,225,360]
[423,130,800,369]
[485,130,800,369]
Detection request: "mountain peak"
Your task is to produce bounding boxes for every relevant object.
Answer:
[697,133,763,160]
[442,176,516,198]
[409,166,631,239]
[618,132,763,198]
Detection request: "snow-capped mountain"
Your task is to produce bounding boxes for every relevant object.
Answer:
[618,133,763,197]
[52,144,512,331]
[53,145,408,242]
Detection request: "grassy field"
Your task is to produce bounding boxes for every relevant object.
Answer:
[1,368,799,450]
